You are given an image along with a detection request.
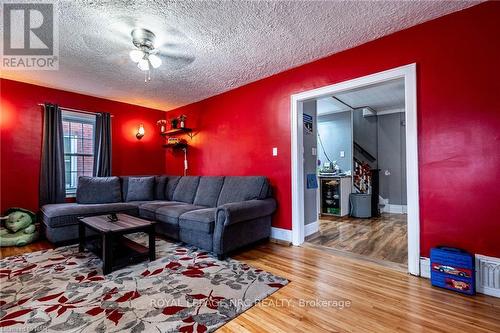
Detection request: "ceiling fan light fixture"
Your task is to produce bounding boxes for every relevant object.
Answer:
[130,28,164,81]
[137,58,150,71]
[131,28,156,50]
[148,54,162,69]
[129,49,143,63]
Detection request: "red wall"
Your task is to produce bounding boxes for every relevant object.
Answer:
[0,79,166,213]
[166,2,500,257]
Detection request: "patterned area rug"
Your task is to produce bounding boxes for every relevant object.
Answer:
[0,234,288,332]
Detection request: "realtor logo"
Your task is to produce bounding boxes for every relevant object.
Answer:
[1,1,59,70]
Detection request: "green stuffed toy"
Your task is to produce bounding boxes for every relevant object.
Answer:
[0,208,39,247]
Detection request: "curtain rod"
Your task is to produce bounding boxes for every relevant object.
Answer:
[37,103,114,117]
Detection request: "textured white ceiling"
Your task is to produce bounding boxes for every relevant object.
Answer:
[317,78,405,115]
[317,97,352,115]
[1,0,479,111]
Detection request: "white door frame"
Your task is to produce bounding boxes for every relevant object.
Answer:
[290,63,420,275]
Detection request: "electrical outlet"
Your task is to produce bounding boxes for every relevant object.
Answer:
[340,151,345,158]
[272,147,278,156]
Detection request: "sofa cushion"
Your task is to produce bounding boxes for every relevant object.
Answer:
[137,201,183,220]
[41,202,137,228]
[172,176,201,204]
[137,201,183,211]
[76,176,122,204]
[123,176,155,202]
[165,176,181,200]
[154,176,168,200]
[156,204,205,225]
[217,176,270,206]
[179,208,216,233]
[193,176,225,207]
[124,200,161,208]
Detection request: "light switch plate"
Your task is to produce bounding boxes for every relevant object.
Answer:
[340,151,345,158]
[312,147,317,156]
[272,147,278,156]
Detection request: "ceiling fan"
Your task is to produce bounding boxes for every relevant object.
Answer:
[129,28,163,82]
[80,14,196,82]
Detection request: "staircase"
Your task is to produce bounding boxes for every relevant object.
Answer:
[353,141,380,217]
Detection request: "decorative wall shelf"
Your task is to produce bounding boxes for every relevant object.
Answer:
[161,127,193,150]
[160,128,193,137]
[163,142,188,150]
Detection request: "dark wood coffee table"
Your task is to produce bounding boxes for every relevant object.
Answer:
[78,214,156,274]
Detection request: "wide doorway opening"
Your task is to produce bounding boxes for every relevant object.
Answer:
[291,65,420,275]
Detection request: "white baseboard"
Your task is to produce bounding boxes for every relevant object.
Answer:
[305,221,319,237]
[271,223,317,243]
[271,227,292,242]
[378,196,407,214]
[383,204,407,214]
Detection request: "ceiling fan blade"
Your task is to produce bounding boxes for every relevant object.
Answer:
[81,25,131,54]
[160,54,196,70]
[106,53,131,66]
[156,47,193,58]
[81,14,145,52]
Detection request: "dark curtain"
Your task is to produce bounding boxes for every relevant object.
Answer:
[93,112,112,176]
[39,103,66,206]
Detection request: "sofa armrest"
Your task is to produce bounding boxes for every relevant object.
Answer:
[213,198,276,255]
[216,198,276,226]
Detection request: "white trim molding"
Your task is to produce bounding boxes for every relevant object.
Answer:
[364,107,405,117]
[271,227,292,242]
[382,204,407,214]
[291,99,305,246]
[291,64,420,276]
[304,221,319,237]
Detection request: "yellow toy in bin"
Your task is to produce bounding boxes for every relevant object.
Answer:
[167,137,180,145]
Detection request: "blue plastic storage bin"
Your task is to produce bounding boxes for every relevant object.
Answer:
[430,247,475,295]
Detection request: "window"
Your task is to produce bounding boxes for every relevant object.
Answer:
[62,110,96,196]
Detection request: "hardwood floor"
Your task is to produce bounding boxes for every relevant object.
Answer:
[2,241,500,332]
[0,239,53,258]
[306,213,408,266]
[225,243,500,333]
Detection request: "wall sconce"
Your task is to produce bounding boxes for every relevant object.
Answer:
[136,123,145,140]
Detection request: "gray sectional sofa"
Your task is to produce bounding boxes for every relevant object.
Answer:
[41,175,276,258]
